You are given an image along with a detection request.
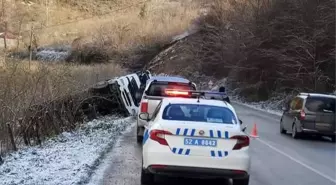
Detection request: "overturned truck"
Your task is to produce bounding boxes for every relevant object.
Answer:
[88,70,152,118]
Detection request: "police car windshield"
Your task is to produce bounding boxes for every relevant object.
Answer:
[162,103,237,124]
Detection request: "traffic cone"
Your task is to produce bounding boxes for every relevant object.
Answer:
[250,123,259,138]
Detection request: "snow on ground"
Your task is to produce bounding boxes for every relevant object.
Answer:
[86,125,134,185]
[0,115,135,185]
[210,78,284,117]
[157,75,284,116]
[231,96,283,116]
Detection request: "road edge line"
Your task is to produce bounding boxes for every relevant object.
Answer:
[257,138,336,183]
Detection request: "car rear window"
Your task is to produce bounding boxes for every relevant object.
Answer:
[305,97,335,113]
[147,83,195,96]
[162,103,237,124]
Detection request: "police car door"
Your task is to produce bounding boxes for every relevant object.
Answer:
[143,101,162,144]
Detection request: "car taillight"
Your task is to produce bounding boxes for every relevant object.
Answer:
[230,135,250,150]
[149,129,172,146]
[299,109,305,120]
[140,99,148,113]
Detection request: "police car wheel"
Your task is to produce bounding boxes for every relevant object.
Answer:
[137,135,143,143]
[136,127,143,143]
[140,168,155,185]
[232,176,249,185]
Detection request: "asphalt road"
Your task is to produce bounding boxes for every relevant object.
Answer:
[99,103,336,185]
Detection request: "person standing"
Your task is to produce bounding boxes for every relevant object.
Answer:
[219,86,231,103]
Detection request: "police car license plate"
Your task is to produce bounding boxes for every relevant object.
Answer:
[184,138,217,147]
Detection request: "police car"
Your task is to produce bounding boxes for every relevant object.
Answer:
[139,90,250,185]
[136,76,197,143]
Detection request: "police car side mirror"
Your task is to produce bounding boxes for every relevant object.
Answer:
[242,125,247,132]
[239,119,243,125]
[139,113,150,121]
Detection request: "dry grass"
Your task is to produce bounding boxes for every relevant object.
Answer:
[91,0,200,51]
[40,0,199,49]
[63,0,202,65]
[0,56,125,154]
[5,0,201,50]
[0,57,125,113]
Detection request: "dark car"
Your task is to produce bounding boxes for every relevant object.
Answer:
[280,93,336,142]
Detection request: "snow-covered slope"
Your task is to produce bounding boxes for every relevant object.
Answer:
[0,116,134,185]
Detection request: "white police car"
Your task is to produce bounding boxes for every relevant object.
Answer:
[136,76,196,143]
[139,91,251,185]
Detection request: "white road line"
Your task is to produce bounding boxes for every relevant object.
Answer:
[257,138,336,183]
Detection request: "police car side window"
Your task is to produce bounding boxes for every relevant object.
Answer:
[150,101,162,121]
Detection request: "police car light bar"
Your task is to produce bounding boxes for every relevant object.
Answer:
[164,89,227,97]
[164,89,190,96]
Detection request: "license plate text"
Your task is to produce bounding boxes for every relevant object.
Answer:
[184,138,217,147]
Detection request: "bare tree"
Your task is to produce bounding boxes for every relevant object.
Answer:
[186,0,335,99]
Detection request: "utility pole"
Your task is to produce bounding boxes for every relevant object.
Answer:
[29,24,34,68]
[1,0,6,50]
[3,22,7,49]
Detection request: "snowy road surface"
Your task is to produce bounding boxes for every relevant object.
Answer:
[98,103,336,185]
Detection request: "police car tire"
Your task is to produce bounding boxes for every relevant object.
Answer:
[136,126,143,143]
[137,135,143,143]
[140,168,155,185]
[232,176,249,185]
